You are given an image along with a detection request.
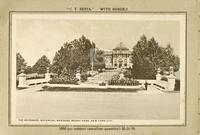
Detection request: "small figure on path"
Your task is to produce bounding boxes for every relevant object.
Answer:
[144,81,148,90]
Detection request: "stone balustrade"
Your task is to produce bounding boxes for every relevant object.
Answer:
[155,67,176,91]
[17,68,51,88]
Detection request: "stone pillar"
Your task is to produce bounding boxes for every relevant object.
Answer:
[156,68,162,81]
[168,75,176,91]
[18,72,28,88]
[167,67,175,91]
[45,67,51,82]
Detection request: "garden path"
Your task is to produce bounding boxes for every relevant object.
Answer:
[83,70,119,85]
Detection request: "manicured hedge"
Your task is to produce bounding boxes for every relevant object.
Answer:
[49,77,79,85]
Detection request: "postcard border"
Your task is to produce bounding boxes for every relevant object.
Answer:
[8,10,187,127]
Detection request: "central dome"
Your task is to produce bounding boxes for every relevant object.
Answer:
[113,42,129,50]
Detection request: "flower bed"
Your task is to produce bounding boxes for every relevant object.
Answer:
[108,72,140,86]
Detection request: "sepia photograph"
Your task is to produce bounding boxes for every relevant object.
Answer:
[10,12,186,125]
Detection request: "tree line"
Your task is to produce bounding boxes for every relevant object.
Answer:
[16,54,50,75]
[17,35,180,79]
[16,35,96,75]
[131,35,179,79]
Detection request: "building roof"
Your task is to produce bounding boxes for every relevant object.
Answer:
[113,42,129,50]
[104,50,113,55]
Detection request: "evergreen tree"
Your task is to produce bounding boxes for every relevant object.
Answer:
[24,66,33,74]
[32,55,50,74]
[16,53,27,75]
[51,35,95,75]
[131,35,180,79]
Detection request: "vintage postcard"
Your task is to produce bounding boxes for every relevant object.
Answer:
[9,12,186,126]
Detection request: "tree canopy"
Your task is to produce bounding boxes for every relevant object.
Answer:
[131,35,180,79]
[32,55,50,74]
[24,66,34,74]
[51,35,95,75]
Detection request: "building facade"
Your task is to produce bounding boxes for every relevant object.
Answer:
[104,42,132,69]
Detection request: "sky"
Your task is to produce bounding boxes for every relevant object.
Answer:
[16,19,180,66]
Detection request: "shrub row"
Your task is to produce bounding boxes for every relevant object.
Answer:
[108,78,140,86]
[26,75,45,80]
[49,77,79,85]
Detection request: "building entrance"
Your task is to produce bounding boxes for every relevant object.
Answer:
[118,58,123,68]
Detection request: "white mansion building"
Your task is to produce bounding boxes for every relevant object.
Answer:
[104,42,132,69]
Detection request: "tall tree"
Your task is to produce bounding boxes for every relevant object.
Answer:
[16,53,27,75]
[51,35,95,75]
[93,49,105,70]
[32,55,50,74]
